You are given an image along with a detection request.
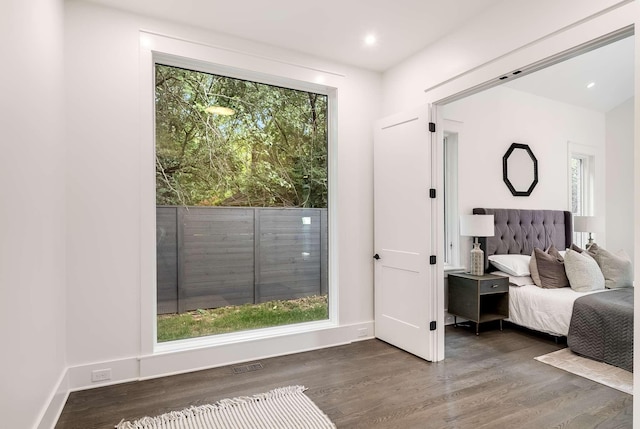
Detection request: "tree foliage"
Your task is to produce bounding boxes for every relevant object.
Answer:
[155,64,328,208]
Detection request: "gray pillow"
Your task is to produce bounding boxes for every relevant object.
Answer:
[589,245,633,289]
[529,246,568,289]
[564,249,605,292]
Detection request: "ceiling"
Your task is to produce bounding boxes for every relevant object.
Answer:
[504,35,635,113]
[85,0,503,72]
[86,0,634,112]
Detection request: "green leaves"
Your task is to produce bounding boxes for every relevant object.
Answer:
[155,64,328,208]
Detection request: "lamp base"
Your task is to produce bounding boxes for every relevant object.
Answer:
[470,241,484,276]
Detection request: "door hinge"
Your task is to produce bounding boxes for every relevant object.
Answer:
[373,253,380,260]
[430,321,437,331]
[430,255,436,265]
[429,188,436,198]
[428,122,436,132]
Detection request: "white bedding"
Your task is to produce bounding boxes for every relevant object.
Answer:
[507,284,608,336]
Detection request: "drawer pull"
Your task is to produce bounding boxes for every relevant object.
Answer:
[492,284,499,288]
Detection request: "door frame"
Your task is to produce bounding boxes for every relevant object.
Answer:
[422,8,635,363]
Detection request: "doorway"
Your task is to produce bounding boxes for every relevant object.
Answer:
[437,30,634,342]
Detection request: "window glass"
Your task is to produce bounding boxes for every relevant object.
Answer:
[570,156,583,215]
[155,64,329,342]
[443,132,459,267]
[569,151,594,247]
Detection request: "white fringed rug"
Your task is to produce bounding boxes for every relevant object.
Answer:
[535,348,633,395]
[116,385,336,429]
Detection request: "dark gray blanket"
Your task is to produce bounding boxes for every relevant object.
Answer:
[568,289,634,372]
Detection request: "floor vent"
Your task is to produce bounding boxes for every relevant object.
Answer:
[232,362,264,374]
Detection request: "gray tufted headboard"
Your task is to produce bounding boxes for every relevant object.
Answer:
[473,208,573,270]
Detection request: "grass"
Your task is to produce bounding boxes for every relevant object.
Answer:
[157,295,328,342]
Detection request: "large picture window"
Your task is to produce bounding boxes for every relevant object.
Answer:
[154,64,329,342]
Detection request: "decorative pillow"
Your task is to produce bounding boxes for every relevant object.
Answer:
[529,246,568,289]
[589,245,633,289]
[488,254,531,277]
[491,270,534,286]
[570,243,584,253]
[564,249,605,292]
[570,243,596,257]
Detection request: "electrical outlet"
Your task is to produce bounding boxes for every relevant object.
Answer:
[357,328,368,338]
[91,368,111,382]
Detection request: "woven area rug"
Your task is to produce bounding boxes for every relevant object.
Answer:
[115,385,335,429]
[535,348,633,395]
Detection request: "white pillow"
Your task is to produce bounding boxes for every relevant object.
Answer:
[590,246,633,289]
[491,270,534,287]
[488,254,531,277]
[564,249,605,292]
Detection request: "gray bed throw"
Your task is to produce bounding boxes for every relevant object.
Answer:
[568,289,634,372]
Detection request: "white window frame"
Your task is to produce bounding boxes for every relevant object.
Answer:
[443,120,463,271]
[568,141,596,247]
[139,31,339,356]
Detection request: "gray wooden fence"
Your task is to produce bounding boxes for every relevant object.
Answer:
[156,206,328,314]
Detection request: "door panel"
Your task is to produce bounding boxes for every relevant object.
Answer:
[373,106,434,361]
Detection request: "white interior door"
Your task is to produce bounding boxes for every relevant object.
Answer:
[373,105,435,361]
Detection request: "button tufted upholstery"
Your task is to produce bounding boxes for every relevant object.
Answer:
[473,208,573,270]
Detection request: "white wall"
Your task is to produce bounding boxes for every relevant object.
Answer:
[0,0,67,428]
[64,0,380,387]
[606,97,635,260]
[382,0,628,115]
[442,86,606,254]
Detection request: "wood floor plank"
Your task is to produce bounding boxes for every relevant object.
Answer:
[55,325,632,428]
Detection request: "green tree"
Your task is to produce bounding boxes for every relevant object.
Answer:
[155,64,328,208]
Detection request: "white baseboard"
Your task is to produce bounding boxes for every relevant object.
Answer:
[41,321,374,427]
[37,369,69,429]
[138,322,375,380]
[67,357,140,392]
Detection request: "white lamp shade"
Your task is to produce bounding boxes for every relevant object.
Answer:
[573,215,602,233]
[460,215,495,237]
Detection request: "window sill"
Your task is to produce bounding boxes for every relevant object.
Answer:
[154,319,337,355]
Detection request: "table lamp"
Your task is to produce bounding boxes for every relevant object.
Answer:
[573,215,601,250]
[460,214,495,276]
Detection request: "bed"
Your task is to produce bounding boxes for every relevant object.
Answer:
[473,208,633,372]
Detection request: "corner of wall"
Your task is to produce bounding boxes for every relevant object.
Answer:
[36,369,69,429]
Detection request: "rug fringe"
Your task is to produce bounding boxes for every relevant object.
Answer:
[115,385,308,429]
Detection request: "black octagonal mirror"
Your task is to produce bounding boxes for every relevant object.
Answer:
[503,143,538,196]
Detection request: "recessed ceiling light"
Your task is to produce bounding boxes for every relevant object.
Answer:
[364,34,377,46]
[587,82,596,89]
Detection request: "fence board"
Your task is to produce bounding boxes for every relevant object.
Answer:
[256,209,322,303]
[321,208,328,296]
[156,206,328,314]
[157,207,178,314]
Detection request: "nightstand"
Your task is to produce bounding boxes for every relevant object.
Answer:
[447,272,509,335]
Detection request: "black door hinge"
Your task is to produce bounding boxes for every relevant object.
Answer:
[429,188,436,198]
[429,255,436,265]
[373,253,380,260]
[430,321,437,331]
[428,122,436,132]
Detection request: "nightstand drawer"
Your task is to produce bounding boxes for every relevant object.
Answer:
[479,278,509,294]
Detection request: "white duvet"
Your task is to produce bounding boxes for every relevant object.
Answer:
[508,284,608,337]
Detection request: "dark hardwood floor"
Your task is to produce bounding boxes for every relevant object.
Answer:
[56,324,632,428]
